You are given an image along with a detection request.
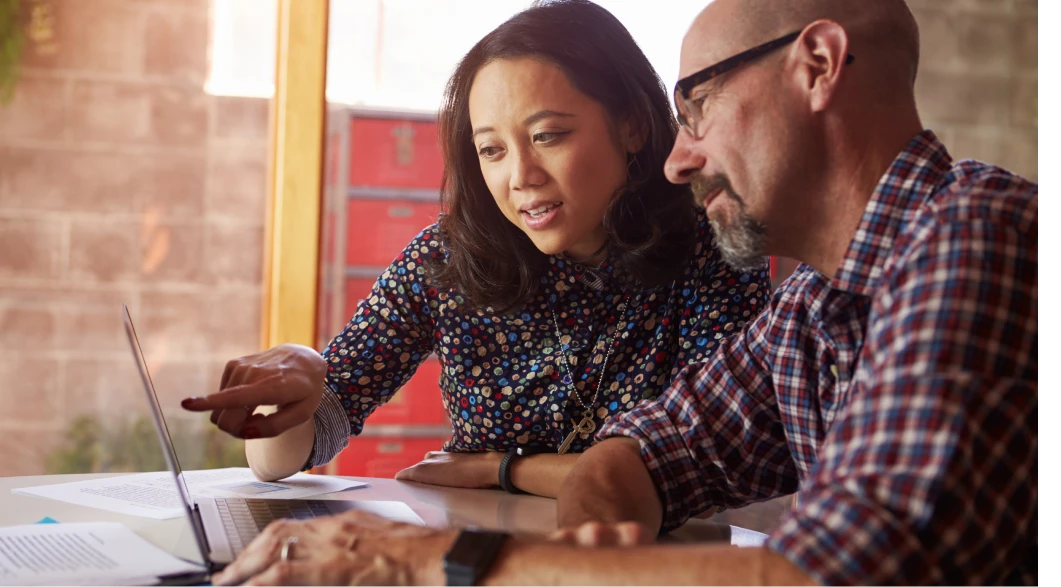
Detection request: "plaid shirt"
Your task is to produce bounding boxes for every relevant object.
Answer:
[598,130,1037,585]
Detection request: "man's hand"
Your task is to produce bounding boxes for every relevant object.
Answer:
[212,511,457,586]
[395,451,504,489]
[549,521,654,547]
[556,437,663,531]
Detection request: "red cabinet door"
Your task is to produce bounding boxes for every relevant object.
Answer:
[345,199,440,268]
[336,436,450,478]
[348,118,444,189]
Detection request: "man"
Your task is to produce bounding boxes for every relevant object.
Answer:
[554,0,1038,583]
[211,0,1037,584]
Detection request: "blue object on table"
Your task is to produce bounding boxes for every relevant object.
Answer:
[35,516,59,524]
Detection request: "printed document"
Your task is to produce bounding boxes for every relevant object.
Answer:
[0,522,203,586]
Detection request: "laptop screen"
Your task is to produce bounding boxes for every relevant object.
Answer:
[122,304,211,563]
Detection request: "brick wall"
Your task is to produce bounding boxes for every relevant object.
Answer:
[910,0,1037,181]
[0,0,269,475]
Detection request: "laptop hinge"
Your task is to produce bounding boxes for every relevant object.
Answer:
[190,502,218,564]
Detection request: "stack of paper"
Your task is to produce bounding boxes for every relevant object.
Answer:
[0,522,204,586]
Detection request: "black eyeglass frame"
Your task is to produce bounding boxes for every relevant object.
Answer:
[673,30,855,137]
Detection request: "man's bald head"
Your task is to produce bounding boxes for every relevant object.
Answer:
[665,0,927,272]
[681,0,920,89]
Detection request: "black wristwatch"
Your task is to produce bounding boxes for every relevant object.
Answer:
[498,446,546,494]
[442,529,511,586]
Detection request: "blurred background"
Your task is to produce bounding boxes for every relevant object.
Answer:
[0,0,1037,528]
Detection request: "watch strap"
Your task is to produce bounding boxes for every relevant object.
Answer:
[443,529,511,586]
[497,449,522,494]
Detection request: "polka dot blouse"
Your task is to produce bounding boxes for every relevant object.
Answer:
[314,208,771,458]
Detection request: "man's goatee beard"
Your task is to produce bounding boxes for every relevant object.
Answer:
[691,174,769,272]
[709,214,769,272]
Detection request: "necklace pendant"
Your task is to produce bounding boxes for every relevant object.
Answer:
[557,411,597,454]
[561,373,573,385]
[576,412,596,434]
[557,429,579,455]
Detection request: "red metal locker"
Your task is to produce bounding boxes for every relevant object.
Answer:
[344,199,441,268]
[321,110,452,479]
[337,437,451,479]
[347,118,445,189]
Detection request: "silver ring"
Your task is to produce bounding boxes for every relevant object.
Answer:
[280,536,298,562]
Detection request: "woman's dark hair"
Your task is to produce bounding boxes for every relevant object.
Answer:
[430,0,697,313]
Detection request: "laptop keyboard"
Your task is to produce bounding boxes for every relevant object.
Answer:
[215,498,334,553]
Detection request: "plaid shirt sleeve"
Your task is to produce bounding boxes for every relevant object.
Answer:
[597,277,801,532]
[766,184,1038,585]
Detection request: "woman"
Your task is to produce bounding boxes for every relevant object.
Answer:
[182,0,770,498]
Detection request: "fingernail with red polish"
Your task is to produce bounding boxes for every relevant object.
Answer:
[180,397,201,408]
[241,427,261,440]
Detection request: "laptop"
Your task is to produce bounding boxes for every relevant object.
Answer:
[122,304,360,577]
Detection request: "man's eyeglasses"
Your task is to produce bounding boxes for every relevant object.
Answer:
[674,30,855,139]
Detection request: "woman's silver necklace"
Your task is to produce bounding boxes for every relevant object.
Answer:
[551,293,631,455]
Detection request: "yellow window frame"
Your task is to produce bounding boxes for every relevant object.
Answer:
[262,0,329,349]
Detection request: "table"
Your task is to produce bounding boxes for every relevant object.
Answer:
[0,472,755,565]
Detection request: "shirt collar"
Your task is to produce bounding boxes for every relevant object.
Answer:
[830,129,953,296]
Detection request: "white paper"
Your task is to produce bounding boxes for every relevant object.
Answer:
[342,501,425,526]
[14,481,182,520]
[14,468,367,520]
[0,522,203,586]
[729,525,769,547]
[183,468,366,500]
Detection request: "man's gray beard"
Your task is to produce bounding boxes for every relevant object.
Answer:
[691,174,769,272]
[709,213,769,271]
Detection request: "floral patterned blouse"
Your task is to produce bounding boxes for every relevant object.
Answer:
[310,208,771,463]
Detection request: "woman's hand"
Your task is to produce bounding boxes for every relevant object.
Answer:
[395,451,504,489]
[211,511,455,586]
[180,343,326,440]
